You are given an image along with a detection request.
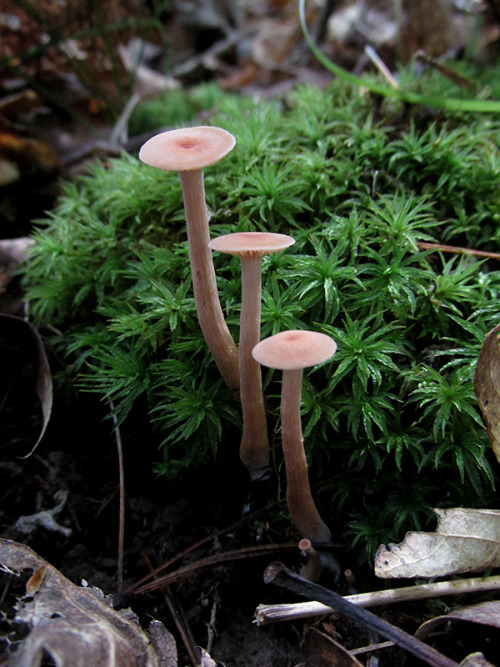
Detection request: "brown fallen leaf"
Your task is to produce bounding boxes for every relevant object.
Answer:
[474,323,500,464]
[0,538,177,667]
[0,131,60,184]
[305,627,363,666]
[375,508,500,578]
[0,314,52,456]
[416,601,500,641]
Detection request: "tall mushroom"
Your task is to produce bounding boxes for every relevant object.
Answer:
[139,126,239,390]
[253,330,337,542]
[209,232,295,481]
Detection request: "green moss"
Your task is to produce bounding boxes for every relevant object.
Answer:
[23,72,500,558]
[128,83,223,136]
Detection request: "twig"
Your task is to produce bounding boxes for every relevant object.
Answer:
[365,45,399,89]
[352,640,395,656]
[414,51,476,90]
[263,562,459,667]
[256,574,500,625]
[111,405,125,593]
[417,241,500,261]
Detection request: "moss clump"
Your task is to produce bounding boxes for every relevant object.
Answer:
[23,69,500,558]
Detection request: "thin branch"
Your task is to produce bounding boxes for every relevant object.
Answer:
[256,574,500,625]
[417,241,500,261]
[365,45,399,89]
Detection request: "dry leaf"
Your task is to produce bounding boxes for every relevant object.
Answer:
[375,508,500,578]
[416,601,500,641]
[474,323,500,464]
[305,627,363,667]
[0,539,177,667]
[199,648,218,666]
[0,314,52,456]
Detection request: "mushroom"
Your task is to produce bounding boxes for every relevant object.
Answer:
[208,231,295,481]
[139,126,239,390]
[252,330,337,542]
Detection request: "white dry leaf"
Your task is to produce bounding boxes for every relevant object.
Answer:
[199,648,217,666]
[375,508,500,578]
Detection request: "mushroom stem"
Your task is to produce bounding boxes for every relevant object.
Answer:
[299,538,321,582]
[281,368,331,543]
[238,254,269,479]
[179,169,239,391]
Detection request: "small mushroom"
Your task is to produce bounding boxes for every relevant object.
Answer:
[298,538,321,582]
[252,330,337,542]
[209,232,295,481]
[139,126,239,390]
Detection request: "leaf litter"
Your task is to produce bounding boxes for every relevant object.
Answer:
[374,508,500,578]
[0,538,177,667]
[475,323,500,465]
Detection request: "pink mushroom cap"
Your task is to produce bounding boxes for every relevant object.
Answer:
[253,330,337,371]
[208,232,295,256]
[139,126,236,172]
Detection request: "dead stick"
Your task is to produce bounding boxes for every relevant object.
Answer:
[256,574,500,624]
[263,562,459,667]
[417,241,500,261]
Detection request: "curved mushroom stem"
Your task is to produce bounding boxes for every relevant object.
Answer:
[179,169,239,391]
[281,368,331,543]
[238,255,270,480]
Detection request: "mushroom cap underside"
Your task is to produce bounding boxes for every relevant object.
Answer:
[139,126,236,171]
[253,330,337,370]
[209,232,295,256]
